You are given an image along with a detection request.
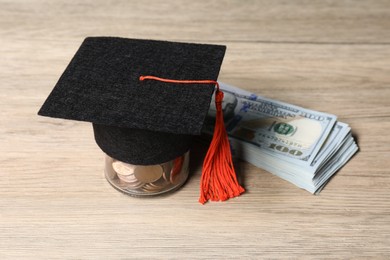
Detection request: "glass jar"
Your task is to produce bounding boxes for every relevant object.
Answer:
[104,151,189,197]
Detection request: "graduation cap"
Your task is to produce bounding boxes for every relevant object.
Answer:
[38,37,244,203]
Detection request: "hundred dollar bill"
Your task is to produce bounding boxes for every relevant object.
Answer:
[201,82,359,194]
[204,83,337,166]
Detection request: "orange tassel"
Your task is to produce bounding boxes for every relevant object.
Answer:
[199,89,245,204]
[140,75,245,204]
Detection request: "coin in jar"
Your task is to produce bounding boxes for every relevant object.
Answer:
[118,179,145,190]
[112,161,137,176]
[162,161,173,183]
[116,173,141,184]
[133,165,163,183]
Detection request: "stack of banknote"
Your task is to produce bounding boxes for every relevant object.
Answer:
[203,83,358,194]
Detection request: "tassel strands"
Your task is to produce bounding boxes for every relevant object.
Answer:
[199,90,245,204]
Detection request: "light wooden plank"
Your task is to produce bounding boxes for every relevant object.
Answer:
[1,0,390,259]
[0,0,390,43]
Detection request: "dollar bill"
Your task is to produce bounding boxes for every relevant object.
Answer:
[204,83,337,166]
[202,82,358,194]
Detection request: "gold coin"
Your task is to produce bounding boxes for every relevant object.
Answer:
[133,165,163,183]
[122,181,145,190]
[112,161,137,176]
[117,173,139,183]
[162,161,173,183]
[141,179,167,192]
[141,184,163,192]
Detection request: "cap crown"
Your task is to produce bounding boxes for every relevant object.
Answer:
[38,37,226,135]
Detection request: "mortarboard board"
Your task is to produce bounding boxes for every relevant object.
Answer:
[38,37,244,203]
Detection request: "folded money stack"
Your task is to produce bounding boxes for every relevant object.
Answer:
[203,83,358,194]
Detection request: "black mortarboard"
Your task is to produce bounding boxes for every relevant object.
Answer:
[38,37,226,165]
[38,37,244,203]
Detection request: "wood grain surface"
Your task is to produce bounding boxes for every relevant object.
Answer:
[1,0,389,259]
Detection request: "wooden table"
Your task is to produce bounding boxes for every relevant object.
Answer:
[1,1,389,258]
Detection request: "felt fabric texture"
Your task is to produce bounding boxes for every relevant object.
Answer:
[93,124,192,165]
[38,37,226,135]
[38,37,226,164]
